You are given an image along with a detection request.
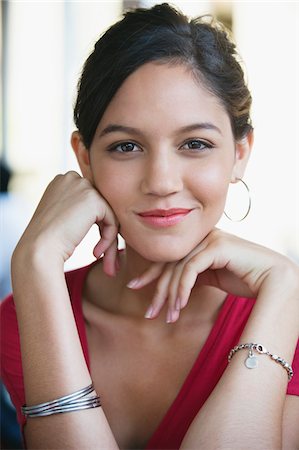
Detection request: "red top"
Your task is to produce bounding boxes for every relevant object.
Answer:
[1,262,299,449]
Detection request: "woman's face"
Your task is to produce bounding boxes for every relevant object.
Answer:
[74,62,250,262]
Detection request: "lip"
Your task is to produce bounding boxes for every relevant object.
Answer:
[137,208,193,228]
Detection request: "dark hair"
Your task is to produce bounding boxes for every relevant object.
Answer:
[74,3,252,149]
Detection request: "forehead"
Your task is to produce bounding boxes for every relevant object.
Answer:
[98,62,231,135]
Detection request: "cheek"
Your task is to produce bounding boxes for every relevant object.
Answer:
[189,162,232,206]
[92,162,135,212]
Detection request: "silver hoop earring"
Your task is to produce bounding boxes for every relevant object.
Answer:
[224,178,251,222]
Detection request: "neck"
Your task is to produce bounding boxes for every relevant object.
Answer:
[87,244,226,327]
[86,244,165,321]
[113,245,158,318]
[122,244,156,280]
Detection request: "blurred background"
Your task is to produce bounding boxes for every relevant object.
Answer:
[0,2,298,448]
[1,1,298,276]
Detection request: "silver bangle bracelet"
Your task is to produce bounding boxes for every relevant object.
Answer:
[23,395,101,417]
[228,343,293,381]
[22,383,101,418]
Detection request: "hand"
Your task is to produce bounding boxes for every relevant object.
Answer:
[127,229,298,322]
[13,171,119,275]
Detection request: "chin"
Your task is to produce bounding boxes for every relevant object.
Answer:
[142,249,189,263]
[123,235,200,263]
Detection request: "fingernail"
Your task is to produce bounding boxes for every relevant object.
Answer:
[172,309,180,323]
[166,310,173,324]
[127,278,140,289]
[180,297,188,309]
[175,297,181,311]
[145,306,154,319]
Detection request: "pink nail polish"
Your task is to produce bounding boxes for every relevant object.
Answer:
[127,278,139,289]
[166,310,173,323]
[145,306,154,319]
[180,296,188,309]
[175,297,181,311]
[172,309,180,323]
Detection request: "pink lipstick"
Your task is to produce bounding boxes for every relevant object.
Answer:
[138,208,192,228]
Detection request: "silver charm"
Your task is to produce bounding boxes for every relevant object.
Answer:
[245,349,258,369]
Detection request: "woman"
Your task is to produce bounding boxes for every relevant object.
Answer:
[1,4,298,449]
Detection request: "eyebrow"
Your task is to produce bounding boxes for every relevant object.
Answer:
[178,123,222,136]
[99,124,143,138]
[98,122,222,138]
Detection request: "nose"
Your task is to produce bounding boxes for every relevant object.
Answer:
[140,150,183,197]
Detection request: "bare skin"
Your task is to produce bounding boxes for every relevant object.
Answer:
[82,255,228,448]
[10,63,299,449]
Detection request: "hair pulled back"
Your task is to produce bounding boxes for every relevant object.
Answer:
[74,3,252,149]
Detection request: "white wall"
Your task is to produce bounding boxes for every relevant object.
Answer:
[5,1,122,199]
[219,1,299,262]
[3,1,299,270]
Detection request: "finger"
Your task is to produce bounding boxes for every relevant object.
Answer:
[165,264,185,323]
[164,258,194,323]
[145,263,176,319]
[127,235,211,291]
[170,260,188,310]
[163,240,212,323]
[126,262,165,289]
[170,238,211,307]
[93,230,115,259]
[94,213,119,258]
[178,249,217,309]
[94,220,119,275]
[102,238,118,277]
[166,307,180,324]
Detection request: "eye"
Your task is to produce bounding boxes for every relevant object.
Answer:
[108,141,141,153]
[181,139,213,152]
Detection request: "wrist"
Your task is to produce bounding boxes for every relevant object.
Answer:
[12,239,65,281]
[261,260,299,299]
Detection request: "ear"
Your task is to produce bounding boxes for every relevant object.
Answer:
[71,131,93,181]
[231,129,254,183]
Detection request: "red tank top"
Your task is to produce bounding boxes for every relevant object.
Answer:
[1,263,298,449]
